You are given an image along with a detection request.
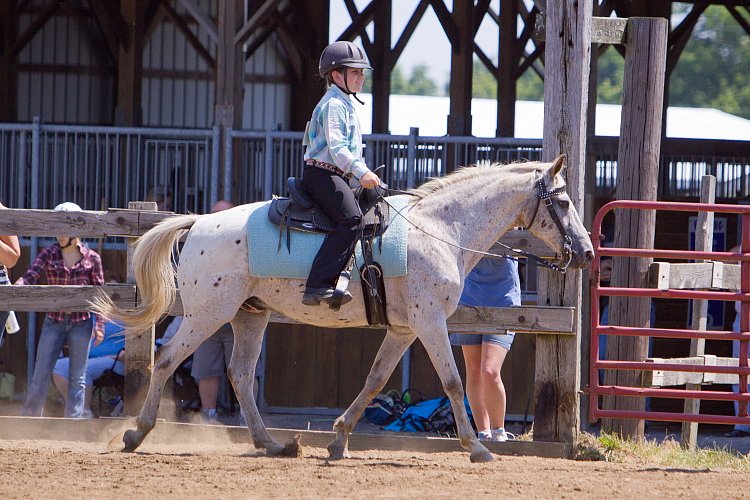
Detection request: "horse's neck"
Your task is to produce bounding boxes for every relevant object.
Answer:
[413,173,534,274]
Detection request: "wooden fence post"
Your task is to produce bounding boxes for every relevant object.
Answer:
[123,201,157,416]
[534,0,592,449]
[681,175,716,450]
[601,17,668,439]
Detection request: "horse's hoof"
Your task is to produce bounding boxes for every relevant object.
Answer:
[267,434,302,458]
[326,442,350,460]
[470,449,495,463]
[122,429,142,453]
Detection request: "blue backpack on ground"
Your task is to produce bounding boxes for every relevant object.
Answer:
[383,396,473,435]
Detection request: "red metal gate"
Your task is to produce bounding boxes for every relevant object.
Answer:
[589,200,750,425]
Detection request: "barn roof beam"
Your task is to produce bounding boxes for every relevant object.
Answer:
[235,0,284,47]
[242,2,292,61]
[160,0,216,71]
[726,6,750,38]
[176,0,218,43]
[390,0,429,64]
[666,4,706,75]
[427,0,458,47]
[8,0,64,57]
[336,0,376,47]
[88,1,123,59]
[272,11,303,80]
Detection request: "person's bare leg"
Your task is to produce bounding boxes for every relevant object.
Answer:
[480,342,509,431]
[198,376,220,411]
[461,345,489,432]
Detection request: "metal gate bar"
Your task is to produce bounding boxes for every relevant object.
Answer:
[589,200,750,425]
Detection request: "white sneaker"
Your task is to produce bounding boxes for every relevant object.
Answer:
[477,430,493,441]
[490,428,515,442]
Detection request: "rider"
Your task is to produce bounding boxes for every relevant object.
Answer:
[301,41,380,307]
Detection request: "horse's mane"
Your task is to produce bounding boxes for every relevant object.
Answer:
[408,160,545,200]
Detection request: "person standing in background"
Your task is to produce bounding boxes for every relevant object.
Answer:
[16,202,105,418]
[0,201,21,338]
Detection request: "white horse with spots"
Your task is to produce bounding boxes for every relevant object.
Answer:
[94,155,593,463]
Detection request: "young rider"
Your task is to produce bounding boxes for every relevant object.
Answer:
[301,41,380,306]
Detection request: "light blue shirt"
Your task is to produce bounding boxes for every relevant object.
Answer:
[459,257,521,308]
[303,85,369,180]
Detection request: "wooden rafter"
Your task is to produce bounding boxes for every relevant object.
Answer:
[8,0,64,56]
[272,11,303,80]
[666,4,705,74]
[474,42,496,73]
[427,0,458,46]
[391,0,429,65]
[177,0,218,43]
[242,2,292,61]
[474,0,492,34]
[727,6,750,38]
[337,0,376,51]
[87,1,122,59]
[160,0,216,70]
[235,0,283,46]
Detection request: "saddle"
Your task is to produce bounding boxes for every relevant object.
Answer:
[267,175,391,325]
[268,177,390,252]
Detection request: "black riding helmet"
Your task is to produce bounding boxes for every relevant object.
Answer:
[318,41,373,78]
[319,41,372,103]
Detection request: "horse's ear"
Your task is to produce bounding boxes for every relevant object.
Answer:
[551,154,566,176]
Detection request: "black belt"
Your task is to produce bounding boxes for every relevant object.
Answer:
[305,159,351,179]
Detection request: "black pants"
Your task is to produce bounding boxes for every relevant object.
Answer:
[302,166,364,289]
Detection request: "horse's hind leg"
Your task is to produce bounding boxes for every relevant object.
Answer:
[417,320,493,463]
[327,328,416,459]
[122,316,219,452]
[227,309,288,456]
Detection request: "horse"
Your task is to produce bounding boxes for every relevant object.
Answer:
[93,154,594,463]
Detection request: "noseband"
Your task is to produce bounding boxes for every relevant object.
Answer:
[526,178,573,273]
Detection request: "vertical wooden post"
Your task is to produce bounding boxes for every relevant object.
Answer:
[602,17,668,439]
[0,0,19,122]
[371,0,392,134]
[115,0,144,126]
[446,0,473,172]
[534,0,592,449]
[123,201,157,416]
[496,0,517,137]
[681,175,716,450]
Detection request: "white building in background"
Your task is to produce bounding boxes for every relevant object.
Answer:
[356,93,750,140]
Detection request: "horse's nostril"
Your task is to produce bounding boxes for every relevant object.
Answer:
[585,250,595,262]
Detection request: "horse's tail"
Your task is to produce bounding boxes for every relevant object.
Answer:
[90,214,201,335]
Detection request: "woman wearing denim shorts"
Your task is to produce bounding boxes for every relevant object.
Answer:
[450,257,520,442]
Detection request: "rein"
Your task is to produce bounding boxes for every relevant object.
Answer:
[376,180,572,273]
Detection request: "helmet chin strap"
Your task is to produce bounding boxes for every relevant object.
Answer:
[335,68,365,105]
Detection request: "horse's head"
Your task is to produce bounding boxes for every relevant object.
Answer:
[523,155,594,271]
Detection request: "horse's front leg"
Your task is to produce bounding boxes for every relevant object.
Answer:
[228,310,290,456]
[328,329,416,459]
[416,318,494,463]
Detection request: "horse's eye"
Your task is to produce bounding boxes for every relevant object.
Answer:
[557,199,570,209]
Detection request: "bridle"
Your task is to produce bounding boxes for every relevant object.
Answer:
[525,177,573,272]
[377,175,575,273]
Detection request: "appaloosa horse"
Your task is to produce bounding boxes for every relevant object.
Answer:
[93,155,593,463]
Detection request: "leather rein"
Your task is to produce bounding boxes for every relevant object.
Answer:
[379,176,574,273]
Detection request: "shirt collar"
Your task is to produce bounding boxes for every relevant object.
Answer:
[328,84,353,107]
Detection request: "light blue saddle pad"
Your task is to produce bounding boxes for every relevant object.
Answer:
[247,195,410,280]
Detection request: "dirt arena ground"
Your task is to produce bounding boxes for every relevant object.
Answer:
[0,433,746,499]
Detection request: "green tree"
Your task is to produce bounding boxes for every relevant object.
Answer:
[670,6,750,118]
[473,59,497,98]
[406,64,438,95]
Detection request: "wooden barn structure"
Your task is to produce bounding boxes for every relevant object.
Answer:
[0,0,749,442]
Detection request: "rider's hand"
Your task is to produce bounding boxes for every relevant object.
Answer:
[359,171,380,189]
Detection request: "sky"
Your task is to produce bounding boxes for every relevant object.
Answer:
[329,0,502,89]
